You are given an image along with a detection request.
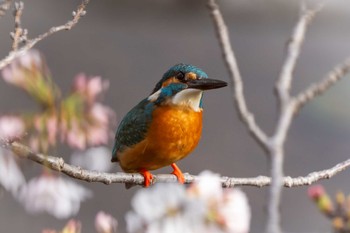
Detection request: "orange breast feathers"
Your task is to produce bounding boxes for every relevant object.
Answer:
[118,105,203,172]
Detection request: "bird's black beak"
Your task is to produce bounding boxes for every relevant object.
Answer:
[186,78,227,90]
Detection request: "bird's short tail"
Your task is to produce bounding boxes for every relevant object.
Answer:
[111,157,119,162]
[111,143,119,162]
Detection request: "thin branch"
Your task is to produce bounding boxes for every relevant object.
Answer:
[0,0,89,70]
[1,140,350,188]
[207,0,268,151]
[265,5,322,233]
[11,2,26,51]
[275,4,322,107]
[0,0,12,18]
[223,157,350,188]
[294,57,350,111]
[266,101,297,233]
[207,1,333,233]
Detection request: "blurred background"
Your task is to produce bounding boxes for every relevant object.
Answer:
[1,0,350,232]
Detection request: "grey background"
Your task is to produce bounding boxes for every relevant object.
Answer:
[1,0,350,232]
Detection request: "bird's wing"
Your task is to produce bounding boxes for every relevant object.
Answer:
[111,99,154,162]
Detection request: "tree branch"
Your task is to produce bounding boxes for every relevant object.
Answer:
[0,0,89,70]
[0,0,12,18]
[294,57,350,111]
[11,1,26,51]
[206,1,337,232]
[265,6,321,232]
[1,140,350,188]
[275,4,322,107]
[207,0,268,151]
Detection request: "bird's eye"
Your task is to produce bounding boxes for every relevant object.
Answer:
[176,72,186,81]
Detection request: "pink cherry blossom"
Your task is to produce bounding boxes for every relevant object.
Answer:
[1,49,43,88]
[1,49,57,107]
[1,64,26,88]
[0,115,25,140]
[72,73,109,103]
[17,49,42,70]
[87,76,109,101]
[308,184,325,199]
[95,211,118,233]
[73,73,87,92]
[46,114,58,145]
[60,75,115,150]
[86,125,109,146]
[29,136,40,152]
[60,102,114,149]
[66,120,87,150]
[90,103,113,125]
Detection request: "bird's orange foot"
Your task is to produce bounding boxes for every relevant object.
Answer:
[171,163,185,184]
[140,169,153,187]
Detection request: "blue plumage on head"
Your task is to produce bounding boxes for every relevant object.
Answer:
[152,64,208,94]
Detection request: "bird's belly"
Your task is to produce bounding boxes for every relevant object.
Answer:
[118,106,203,172]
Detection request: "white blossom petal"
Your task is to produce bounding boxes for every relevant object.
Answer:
[191,170,223,202]
[70,147,112,172]
[221,189,251,233]
[126,171,251,233]
[127,183,208,233]
[0,149,25,195]
[125,211,144,233]
[131,183,187,222]
[17,175,92,219]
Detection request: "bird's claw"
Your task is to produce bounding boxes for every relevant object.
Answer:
[171,163,185,184]
[140,169,153,187]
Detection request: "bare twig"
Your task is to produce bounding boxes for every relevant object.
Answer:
[11,2,26,50]
[275,4,322,107]
[207,1,332,232]
[0,0,12,18]
[1,140,350,188]
[207,0,268,151]
[266,6,322,232]
[265,102,296,233]
[223,157,350,188]
[0,0,89,70]
[295,57,350,111]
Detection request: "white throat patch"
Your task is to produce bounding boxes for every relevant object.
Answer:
[171,88,203,112]
[148,89,161,102]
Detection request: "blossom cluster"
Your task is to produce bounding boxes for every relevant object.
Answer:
[2,49,58,108]
[0,147,93,219]
[126,171,251,233]
[1,49,115,152]
[59,73,115,150]
[0,49,115,219]
[40,172,250,233]
[308,185,350,232]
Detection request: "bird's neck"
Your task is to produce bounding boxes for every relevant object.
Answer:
[148,88,203,112]
[170,89,203,112]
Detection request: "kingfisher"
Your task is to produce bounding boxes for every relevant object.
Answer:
[111,64,227,187]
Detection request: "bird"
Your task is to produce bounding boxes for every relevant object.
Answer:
[111,63,227,187]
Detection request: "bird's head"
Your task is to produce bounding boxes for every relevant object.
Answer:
[148,64,227,111]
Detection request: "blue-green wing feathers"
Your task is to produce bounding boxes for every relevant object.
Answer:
[111,99,154,162]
